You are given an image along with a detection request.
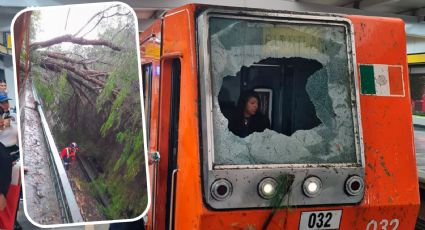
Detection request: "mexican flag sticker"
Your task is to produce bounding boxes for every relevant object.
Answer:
[359,64,404,96]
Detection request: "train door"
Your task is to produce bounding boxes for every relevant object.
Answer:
[141,8,194,227]
[148,56,180,230]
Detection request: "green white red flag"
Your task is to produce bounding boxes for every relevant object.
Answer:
[359,64,404,96]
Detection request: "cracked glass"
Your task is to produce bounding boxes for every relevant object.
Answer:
[209,17,358,165]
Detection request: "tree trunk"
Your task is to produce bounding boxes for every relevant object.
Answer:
[31,34,122,51]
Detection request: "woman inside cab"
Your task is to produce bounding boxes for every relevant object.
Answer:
[228,90,270,138]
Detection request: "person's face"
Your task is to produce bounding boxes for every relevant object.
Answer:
[245,97,258,116]
[0,101,9,111]
[0,83,7,92]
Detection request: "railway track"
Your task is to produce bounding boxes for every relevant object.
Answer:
[76,156,110,207]
[34,83,109,222]
[33,85,83,223]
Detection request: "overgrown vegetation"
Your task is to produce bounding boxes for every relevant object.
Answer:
[30,4,147,219]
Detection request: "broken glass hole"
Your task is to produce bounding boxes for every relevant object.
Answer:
[219,57,323,137]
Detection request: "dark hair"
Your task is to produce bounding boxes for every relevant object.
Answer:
[229,90,270,137]
[237,90,261,112]
[0,80,6,84]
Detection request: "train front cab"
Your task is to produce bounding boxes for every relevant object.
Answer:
[140,4,419,230]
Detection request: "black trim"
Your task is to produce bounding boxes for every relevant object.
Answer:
[165,59,181,230]
[142,64,153,145]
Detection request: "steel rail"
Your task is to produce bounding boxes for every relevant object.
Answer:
[32,85,83,223]
[76,156,109,207]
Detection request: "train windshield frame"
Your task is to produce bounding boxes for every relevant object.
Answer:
[198,9,365,209]
[199,11,364,170]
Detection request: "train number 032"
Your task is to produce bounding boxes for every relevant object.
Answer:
[308,212,332,228]
[366,219,399,230]
[299,210,342,229]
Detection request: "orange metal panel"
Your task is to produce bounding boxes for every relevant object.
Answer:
[140,21,161,229]
[140,20,161,154]
[349,14,419,226]
[161,4,204,230]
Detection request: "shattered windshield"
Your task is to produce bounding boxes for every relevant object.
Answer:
[209,17,358,165]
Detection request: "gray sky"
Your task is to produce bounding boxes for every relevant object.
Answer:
[33,2,124,42]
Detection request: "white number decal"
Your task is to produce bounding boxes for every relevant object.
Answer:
[379,219,388,230]
[390,219,399,230]
[366,219,399,230]
[366,220,377,230]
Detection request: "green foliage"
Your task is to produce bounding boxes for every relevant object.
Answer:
[94,175,148,219]
[20,48,26,63]
[33,69,72,118]
[58,71,68,99]
[112,129,144,179]
[125,129,144,178]
[96,73,116,112]
[100,111,116,137]
[33,74,54,106]
[86,177,108,202]
[85,10,145,219]
[113,130,131,171]
[100,88,127,136]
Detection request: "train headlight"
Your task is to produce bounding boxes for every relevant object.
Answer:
[303,176,322,198]
[345,175,364,196]
[211,179,232,200]
[258,178,277,199]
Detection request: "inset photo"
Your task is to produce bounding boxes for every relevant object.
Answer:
[13,2,149,226]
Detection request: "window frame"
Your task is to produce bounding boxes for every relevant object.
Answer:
[197,8,366,210]
[198,11,364,170]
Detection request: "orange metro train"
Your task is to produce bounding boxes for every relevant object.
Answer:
[140,4,419,230]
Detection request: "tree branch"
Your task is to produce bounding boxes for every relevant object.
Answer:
[41,52,107,70]
[67,72,101,93]
[42,52,110,66]
[68,75,96,106]
[31,34,122,51]
[39,57,105,86]
[73,4,121,37]
[39,58,119,96]
[80,12,131,38]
